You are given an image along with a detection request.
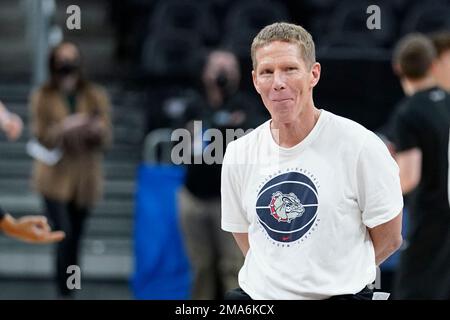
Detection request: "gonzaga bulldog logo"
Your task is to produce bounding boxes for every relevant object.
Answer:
[269,191,305,223]
[256,171,319,243]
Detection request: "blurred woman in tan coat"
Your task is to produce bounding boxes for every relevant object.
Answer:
[29,42,112,298]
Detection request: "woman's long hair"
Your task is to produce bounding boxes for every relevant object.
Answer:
[45,41,88,91]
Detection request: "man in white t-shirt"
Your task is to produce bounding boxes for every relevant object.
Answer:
[221,22,404,300]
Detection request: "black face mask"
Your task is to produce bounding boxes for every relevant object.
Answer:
[215,70,233,98]
[216,70,228,89]
[54,62,79,76]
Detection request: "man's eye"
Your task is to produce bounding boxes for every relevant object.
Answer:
[287,67,297,71]
[260,69,272,75]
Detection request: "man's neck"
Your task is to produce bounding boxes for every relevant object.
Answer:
[270,106,321,148]
[205,85,223,108]
[402,76,436,96]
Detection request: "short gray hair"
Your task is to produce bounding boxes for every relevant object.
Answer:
[251,22,316,70]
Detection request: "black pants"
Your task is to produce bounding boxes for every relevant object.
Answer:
[225,286,374,300]
[44,198,89,297]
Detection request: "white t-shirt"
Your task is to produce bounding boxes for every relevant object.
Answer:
[221,109,403,300]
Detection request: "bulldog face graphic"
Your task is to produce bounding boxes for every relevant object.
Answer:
[269,191,305,223]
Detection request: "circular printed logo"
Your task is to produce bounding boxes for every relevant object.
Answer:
[256,172,319,243]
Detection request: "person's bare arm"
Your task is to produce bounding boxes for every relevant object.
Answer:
[396,148,422,194]
[0,101,23,141]
[368,212,403,266]
[232,233,249,257]
[0,213,65,244]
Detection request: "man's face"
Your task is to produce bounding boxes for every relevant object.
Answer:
[433,50,450,92]
[252,41,320,124]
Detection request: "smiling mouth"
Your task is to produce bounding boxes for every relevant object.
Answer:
[272,98,292,102]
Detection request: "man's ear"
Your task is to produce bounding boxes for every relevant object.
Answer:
[310,62,321,88]
[392,62,402,77]
[252,70,261,94]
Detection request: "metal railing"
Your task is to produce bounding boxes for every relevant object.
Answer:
[25,0,61,86]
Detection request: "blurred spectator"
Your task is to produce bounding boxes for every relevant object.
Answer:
[29,42,112,299]
[390,34,450,299]
[430,30,450,92]
[177,49,266,299]
[0,102,65,244]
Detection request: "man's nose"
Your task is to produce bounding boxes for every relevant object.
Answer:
[272,71,286,91]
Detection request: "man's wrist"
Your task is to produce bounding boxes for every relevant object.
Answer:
[0,214,17,234]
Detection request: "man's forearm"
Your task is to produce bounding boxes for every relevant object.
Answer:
[0,213,15,234]
[368,213,403,265]
[372,240,401,265]
[232,233,250,257]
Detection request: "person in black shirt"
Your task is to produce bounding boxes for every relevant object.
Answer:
[390,34,450,299]
[177,49,267,299]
